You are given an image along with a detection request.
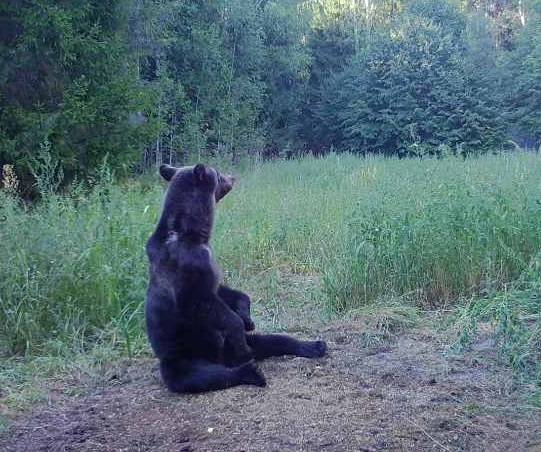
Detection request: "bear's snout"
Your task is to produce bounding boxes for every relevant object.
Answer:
[215,173,235,202]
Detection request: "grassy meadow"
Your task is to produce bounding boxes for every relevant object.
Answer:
[1,152,541,412]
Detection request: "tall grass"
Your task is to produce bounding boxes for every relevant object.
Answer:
[452,255,541,404]
[1,152,541,359]
[0,177,160,356]
[322,155,541,310]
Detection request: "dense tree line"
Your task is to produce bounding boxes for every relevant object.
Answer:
[1,0,540,190]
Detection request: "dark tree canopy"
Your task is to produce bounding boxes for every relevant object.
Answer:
[1,0,540,190]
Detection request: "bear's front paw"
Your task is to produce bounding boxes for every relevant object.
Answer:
[238,361,266,387]
[299,340,327,358]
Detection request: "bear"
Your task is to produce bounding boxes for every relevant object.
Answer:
[145,163,327,393]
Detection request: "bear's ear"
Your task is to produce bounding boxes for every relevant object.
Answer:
[159,164,177,182]
[193,164,207,182]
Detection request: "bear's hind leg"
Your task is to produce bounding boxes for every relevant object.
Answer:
[246,334,327,360]
[160,358,266,393]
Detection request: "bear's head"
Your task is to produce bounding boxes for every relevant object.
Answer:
[157,164,235,243]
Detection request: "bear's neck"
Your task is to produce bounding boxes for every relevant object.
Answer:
[155,216,212,246]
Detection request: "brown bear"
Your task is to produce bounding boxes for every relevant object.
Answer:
[145,163,326,393]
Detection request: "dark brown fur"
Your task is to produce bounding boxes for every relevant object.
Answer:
[145,163,326,393]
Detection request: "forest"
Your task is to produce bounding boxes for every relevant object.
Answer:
[1,0,541,192]
[1,1,541,449]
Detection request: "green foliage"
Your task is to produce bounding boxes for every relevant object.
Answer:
[502,1,541,149]
[159,0,266,157]
[323,154,541,310]
[2,0,541,185]
[0,175,156,356]
[120,0,311,164]
[2,152,541,358]
[314,0,505,155]
[260,1,312,155]
[452,255,541,403]
[0,0,157,189]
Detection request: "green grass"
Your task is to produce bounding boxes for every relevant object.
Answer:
[451,255,541,405]
[1,152,541,405]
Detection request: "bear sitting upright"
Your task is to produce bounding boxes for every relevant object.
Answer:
[146,163,327,393]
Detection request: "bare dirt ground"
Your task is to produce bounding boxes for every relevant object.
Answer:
[1,320,540,452]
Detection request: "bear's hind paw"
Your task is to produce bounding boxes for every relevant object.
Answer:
[238,361,267,387]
